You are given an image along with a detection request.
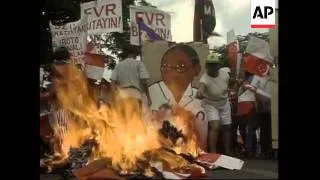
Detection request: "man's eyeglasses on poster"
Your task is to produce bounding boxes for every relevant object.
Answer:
[160,63,193,73]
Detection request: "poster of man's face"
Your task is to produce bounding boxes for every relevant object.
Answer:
[142,41,209,88]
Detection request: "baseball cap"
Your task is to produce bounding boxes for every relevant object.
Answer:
[205,53,220,64]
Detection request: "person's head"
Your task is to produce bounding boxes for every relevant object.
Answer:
[160,44,201,91]
[121,45,140,60]
[205,53,220,76]
[52,47,70,77]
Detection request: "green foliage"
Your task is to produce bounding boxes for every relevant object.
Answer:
[214,32,269,68]
[40,0,157,69]
[91,0,157,70]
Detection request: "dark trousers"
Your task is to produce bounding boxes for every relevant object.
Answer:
[257,112,272,153]
[237,111,258,153]
[231,115,239,152]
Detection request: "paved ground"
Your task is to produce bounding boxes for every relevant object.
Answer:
[40,159,278,179]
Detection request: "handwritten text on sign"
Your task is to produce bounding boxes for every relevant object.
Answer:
[129,5,171,45]
[50,16,88,64]
[81,0,123,35]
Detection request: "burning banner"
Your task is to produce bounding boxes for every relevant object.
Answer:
[142,41,209,150]
[41,62,243,179]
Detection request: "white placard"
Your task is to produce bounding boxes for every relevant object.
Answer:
[81,0,123,35]
[50,16,88,64]
[129,5,171,45]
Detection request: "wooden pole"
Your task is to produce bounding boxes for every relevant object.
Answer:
[137,18,143,62]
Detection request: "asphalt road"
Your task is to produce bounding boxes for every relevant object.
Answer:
[40,159,278,179]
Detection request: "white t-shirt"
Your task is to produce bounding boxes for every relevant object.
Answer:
[200,68,230,107]
[110,58,149,99]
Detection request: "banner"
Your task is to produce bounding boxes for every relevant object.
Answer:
[130,5,171,45]
[142,41,209,150]
[193,0,216,42]
[81,0,123,35]
[50,16,88,64]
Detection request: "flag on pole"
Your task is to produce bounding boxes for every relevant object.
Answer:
[85,42,107,80]
[226,29,239,71]
[243,58,270,77]
[243,36,273,77]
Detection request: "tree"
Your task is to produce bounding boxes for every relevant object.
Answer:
[213,32,269,68]
[40,0,157,70]
[90,0,157,70]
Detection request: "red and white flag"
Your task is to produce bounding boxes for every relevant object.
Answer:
[243,57,270,77]
[243,36,273,77]
[85,42,107,80]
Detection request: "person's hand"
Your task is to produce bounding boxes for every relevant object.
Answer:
[196,90,205,99]
[242,83,257,92]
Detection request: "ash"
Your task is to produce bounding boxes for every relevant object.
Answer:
[159,120,186,145]
[63,139,98,178]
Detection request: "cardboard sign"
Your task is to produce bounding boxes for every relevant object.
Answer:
[50,16,88,64]
[81,0,123,35]
[130,5,172,45]
[142,41,209,149]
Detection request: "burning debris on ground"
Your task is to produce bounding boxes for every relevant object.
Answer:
[159,120,185,145]
[41,64,244,179]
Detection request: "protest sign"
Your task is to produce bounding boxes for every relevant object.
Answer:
[81,0,123,35]
[142,41,209,149]
[130,5,171,45]
[50,16,88,64]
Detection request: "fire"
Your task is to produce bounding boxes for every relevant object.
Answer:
[51,64,160,172]
[47,64,205,174]
[169,108,203,157]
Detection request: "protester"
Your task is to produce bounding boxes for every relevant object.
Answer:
[236,37,273,157]
[256,73,272,159]
[196,53,232,155]
[110,45,152,113]
[236,71,257,157]
[148,44,207,150]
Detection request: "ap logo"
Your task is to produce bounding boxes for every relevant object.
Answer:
[251,0,276,28]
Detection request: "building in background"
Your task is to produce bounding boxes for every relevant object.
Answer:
[269,9,278,151]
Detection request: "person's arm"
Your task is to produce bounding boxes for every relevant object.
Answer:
[196,74,207,99]
[141,78,151,101]
[196,83,206,99]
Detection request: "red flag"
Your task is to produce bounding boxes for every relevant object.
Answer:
[85,42,107,80]
[243,55,270,77]
[227,42,238,70]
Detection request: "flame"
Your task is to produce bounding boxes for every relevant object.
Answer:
[51,64,160,172]
[48,64,205,174]
[169,107,203,157]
